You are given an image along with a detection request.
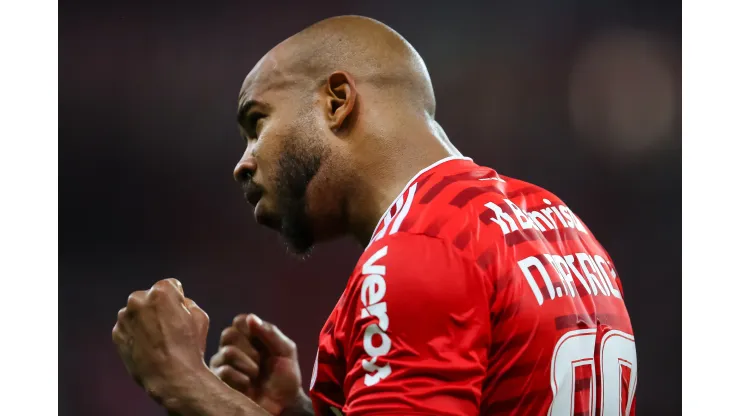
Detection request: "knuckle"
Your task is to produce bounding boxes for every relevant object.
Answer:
[196,307,210,324]
[260,322,274,335]
[214,365,228,378]
[220,327,239,344]
[221,345,240,361]
[165,278,183,292]
[209,353,221,368]
[215,365,236,380]
[154,279,172,290]
[287,339,297,351]
[146,286,166,300]
[126,293,141,308]
[144,383,164,402]
[232,314,248,326]
[117,307,127,321]
[112,326,126,346]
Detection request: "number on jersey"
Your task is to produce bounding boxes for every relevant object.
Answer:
[549,329,637,416]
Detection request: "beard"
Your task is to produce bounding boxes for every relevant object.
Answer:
[272,136,327,257]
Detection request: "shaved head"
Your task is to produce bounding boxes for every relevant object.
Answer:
[239,16,436,120]
[234,16,454,254]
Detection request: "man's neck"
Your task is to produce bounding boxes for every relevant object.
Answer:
[346,126,460,246]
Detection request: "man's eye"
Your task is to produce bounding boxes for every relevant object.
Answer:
[247,113,265,138]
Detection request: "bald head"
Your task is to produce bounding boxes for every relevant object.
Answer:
[234,16,454,253]
[241,16,436,118]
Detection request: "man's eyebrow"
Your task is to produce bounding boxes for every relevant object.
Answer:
[236,99,259,123]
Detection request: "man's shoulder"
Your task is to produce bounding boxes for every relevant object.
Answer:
[355,231,455,270]
[344,230,492,322]
[364,162,548,265]
[362,157,582,273]
[350,231,482,286]
[394,168,545,253]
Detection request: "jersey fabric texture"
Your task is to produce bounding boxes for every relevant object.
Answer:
[309,157,637,416]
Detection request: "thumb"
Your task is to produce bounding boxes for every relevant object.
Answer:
[246,314,296,358]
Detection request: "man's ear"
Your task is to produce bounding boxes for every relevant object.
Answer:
[324,71,357,132]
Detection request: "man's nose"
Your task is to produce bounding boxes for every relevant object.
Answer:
[233,152,257,183]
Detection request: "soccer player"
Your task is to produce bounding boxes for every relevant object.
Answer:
[112,15,637,416]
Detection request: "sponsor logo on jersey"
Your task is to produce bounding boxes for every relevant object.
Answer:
[484,198,587,236]
[358,245,392,386]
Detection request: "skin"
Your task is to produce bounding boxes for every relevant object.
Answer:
[113,15,462,416]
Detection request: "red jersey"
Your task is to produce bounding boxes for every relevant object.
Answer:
[309,157,637,416]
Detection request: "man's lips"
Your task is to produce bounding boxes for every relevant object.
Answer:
[242,182,280,229]
[243,182,263,207]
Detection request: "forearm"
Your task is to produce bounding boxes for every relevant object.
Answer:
[163,370,272,416]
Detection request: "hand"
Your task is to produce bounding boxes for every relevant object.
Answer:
[112,278,211,407]
[210,314,305,415]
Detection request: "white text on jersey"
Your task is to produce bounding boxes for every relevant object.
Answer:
[518,251,623,305]
[484,198,587,236]
[359,245,393,386]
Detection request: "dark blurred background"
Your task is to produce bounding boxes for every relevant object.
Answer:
[60,1,681,414]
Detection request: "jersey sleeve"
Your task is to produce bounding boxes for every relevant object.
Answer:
[341,232,492,416]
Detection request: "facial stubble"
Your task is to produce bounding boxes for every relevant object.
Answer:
[273,136,328,257]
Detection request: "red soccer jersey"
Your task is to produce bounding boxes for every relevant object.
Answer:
[309,157,637,416]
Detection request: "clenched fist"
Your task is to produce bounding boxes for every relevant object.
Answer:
[112,278,211,407]
[210,314,309,416]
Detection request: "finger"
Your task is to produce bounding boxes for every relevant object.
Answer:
[213,365,251,394]
[126,291,146,310]
[209,346,260,380]
[220,326,242,345]
[219,326,261,363]
[165,278,184,295]
[149,279,185,297]
[117,307,127,322]
[232,314,250,336]
[246,315,296,358]
[145,281,183,307]
[111,322,126,345]
[185,298,209,322]
[115,308,129,335]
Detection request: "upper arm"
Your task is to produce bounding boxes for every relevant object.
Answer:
[341,233,491,416]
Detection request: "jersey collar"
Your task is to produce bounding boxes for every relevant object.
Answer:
[368,155,473,243]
